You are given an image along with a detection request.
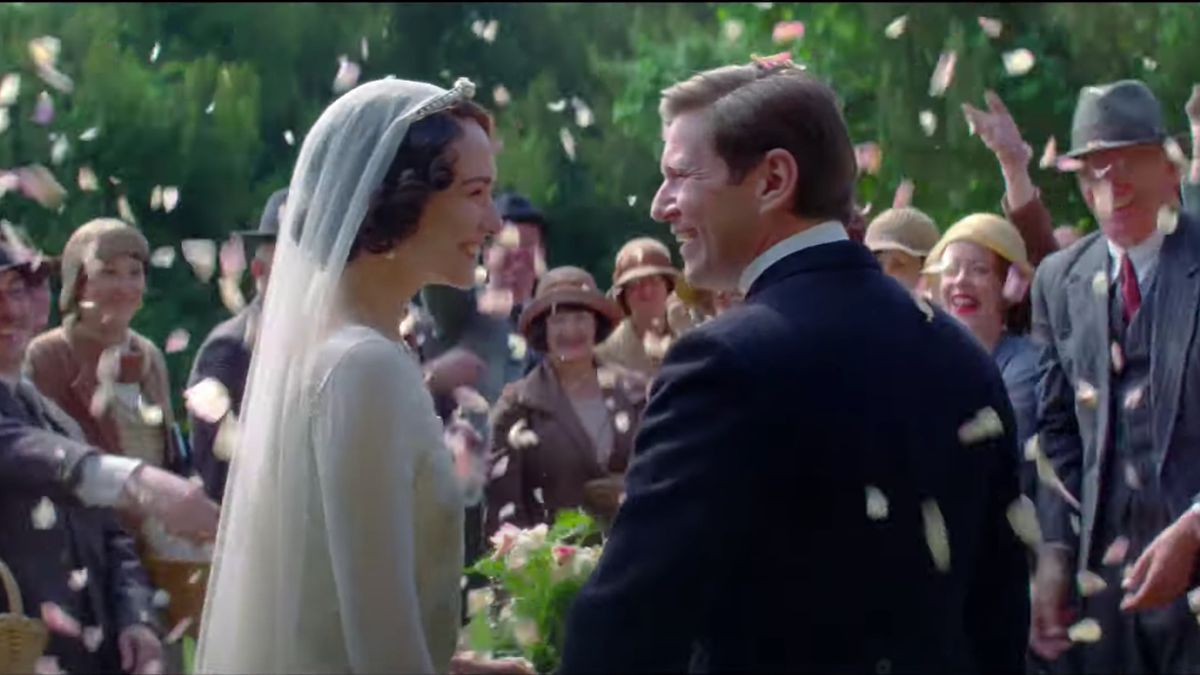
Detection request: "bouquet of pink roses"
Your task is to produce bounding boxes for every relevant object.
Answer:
[464,510,602,674]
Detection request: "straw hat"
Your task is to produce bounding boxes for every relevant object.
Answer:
[59,218,149,314]
[518,266,623,352]
[925,213,1032,276]
[609,237,680,299]
[863,207,940,258]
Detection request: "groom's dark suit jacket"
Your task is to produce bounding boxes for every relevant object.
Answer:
[561,240,1029,674]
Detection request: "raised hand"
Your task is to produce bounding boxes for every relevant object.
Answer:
[962,90,1033,169]
[1121,508,1200,612]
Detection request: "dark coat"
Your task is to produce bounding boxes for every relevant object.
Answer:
[484,361,646,536]
[0,379,158,673]
[1031,212,1200,570]
[560,241,1029,674]
[186,300,259,502]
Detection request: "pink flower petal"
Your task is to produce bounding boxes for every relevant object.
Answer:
[165,328,190,354]
[929,50,958,97]
[772,20,806,44]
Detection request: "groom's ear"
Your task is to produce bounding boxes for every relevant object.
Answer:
[754,148,799,217]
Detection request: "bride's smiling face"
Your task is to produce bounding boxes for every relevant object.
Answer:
[408,118,502,289]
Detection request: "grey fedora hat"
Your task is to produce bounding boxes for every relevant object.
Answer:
[1064,79,1168,158]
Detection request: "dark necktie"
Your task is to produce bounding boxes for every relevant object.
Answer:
[1119,253,1142,325]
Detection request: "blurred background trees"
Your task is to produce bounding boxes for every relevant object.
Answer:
[1,2,1198,406]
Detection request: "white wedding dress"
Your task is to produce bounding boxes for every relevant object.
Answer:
[196,78,476,674]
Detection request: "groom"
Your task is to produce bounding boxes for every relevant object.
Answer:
[560,59,1029,672]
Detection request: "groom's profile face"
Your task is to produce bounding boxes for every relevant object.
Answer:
[651,111,759,292]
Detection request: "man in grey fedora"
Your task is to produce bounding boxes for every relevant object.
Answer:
[185,187,285,502]
[1030,79,1200,673]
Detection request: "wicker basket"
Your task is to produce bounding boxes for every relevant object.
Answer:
[0,559,49,675]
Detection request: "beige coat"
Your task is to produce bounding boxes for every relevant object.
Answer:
[484,360,647,535]
[595,318,664,379]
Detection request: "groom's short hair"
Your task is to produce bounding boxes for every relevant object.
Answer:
[659,61,857,225]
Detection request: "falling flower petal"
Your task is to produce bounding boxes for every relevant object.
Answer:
[929,50,958,97]
[1124,461,1143,491]
[184,377,232,424]
[1039,137,1058,169]
[959,406,1004,445]
[150,185,163,211]
[1076,380,1099,407]
[28,36,61,70]
[1023,434,1040,461]
[497,224,521,249]
[1076,570,1108,597]
[1102,536,1130,566]
[1092,270,1108,298]
[152,589,171,609]
[82,626,104,653]
[1068,618,1102,643]
[865,485,889,520]
[560,127,576,160]
[532,487,545,505]
[1141,56,1158,72]
[977,16,1003,38]
[614,411,631,434]
[1007,495,1042,547]
[626,195,637,207]
[149,41,161,63]
[68,568,89,591]
[921,499,951,572]
[77,166,98,192]
[508,333,527,361]
[181,239,217,283]
[162,186,180,213]
[150,246,176,269]
[919,110,938,136]
[117,195,136,225]
[914,295,935,322]
[138,397,164,426]
[490,456,509,479]
[492,84,511,107]
[32,496,57,529]
[332,55,361,94]
[498,502,516,521]
[17,164,66,209]
[0,73,19,106]
[1111,341,1125,374]
[1157,204,1180,235]
[453,386,490,414]
[722,19,745,43]
[49,134,69,166]
[1124,386,1145,410]
[79,126,99,142]
[30,91,54,125]
[360,36,369,61]
[1003,49,1036,77]
[478,287,514,317]
[884,15,908,39]
[40,602,81,638]
[572,97,594,128]
[205,100,215,115]
[772,20,806,44]
[283,129,295,146]
[854,142,883,175]
[165,328,190,354]
[507,418,540,449]
[547,99,568,113]
[164,617,193,645]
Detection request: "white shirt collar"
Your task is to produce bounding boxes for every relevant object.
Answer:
[738,221,848,294]
[1106,228,1165,289]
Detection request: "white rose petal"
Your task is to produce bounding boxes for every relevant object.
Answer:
[0,73,19,106]
[1092,270,1108,298]
[1124,462,1143,491]
[162,186,180,213]
[547,98,568,113]
[138,399,164,427]
[184,377,232,424]
[187,569,204,585]
[149,41,161,63]
[498,502,516,521]
[928,50,957,97]
[508,333,528,361]
[181,239,217,283]
[152,589,171,609]
[1068,618,1102,643]
[150,246,176,269]
[1077,570,1108,597]
[614,411,631,434]
[1002,48,1036,77]
[1158,204,1180,235]
[32,497,57,530]
[572,97,594,128]
[1039,137,1058,169]
[490,456,510,480]
[117,195,137,225]
[958,406,1004,445]
[1023,435,1040,462]
[77,165,98,192]
[492,85,511,108]
[532,487,544,505]
[919,110,938,136]
[82,626,103,653]
[1076,380,1099,408]
[79,126,99,142]
[884,15,908,39]
[921,499,951,572]
[560,127,576,161]
[914,296,935,322]
[977,16,1003,38]
[1007,495,1042,547]
[68,568,89,591]
[1124,386,1144,410]
[865,485,889,521]
[1111,341,1125,374]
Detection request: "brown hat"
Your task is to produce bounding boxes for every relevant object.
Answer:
[60,218,149,314]
[609,237,680,300]
[864,208,941,258]
[518,266,624,352]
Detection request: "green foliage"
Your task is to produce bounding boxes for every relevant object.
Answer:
[2,2,1199,423]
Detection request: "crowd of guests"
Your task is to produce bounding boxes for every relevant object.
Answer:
[2,63,1200,675]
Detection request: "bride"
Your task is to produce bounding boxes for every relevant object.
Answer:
[195,77,500,673]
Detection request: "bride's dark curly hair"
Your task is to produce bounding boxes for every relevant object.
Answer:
[348,99,493,261]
